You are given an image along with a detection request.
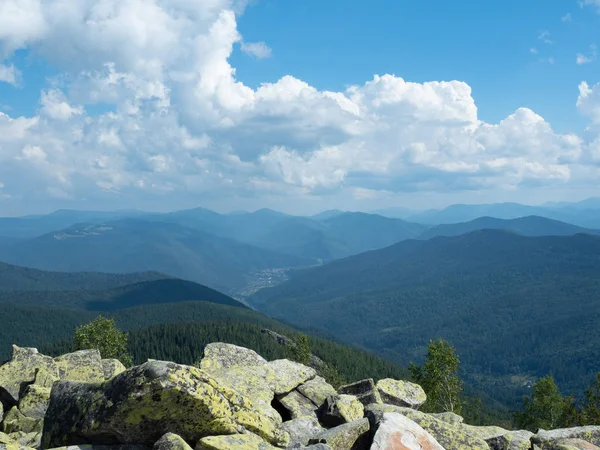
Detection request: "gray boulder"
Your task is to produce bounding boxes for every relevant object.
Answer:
[41,360,288,448]
[297,377,337,408]
[318,395,364,428]
[375,379,426,409]
[281,417,325,447]
[338,379,382,406]
[532,427,600,449]
[308,418,370,450]
[370,412,445,450]
[153,432,192,450]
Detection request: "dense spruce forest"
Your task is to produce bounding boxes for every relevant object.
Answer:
[252,230,600,408]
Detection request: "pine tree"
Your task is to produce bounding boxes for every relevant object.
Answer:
[291,333,311,365]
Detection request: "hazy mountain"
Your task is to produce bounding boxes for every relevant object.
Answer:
[397,199,600,228]
[419,215,600,240]
[0,219,311,294]
[252,230,600,403]
[0,209,147,239]
[153,209,425,261]
[311,210,346,220]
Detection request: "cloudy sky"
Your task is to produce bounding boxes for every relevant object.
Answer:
[0,0,600,216]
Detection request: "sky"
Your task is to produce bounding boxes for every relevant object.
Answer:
[0,0,600,216]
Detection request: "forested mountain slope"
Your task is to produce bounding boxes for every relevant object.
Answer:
[252,230,600,405]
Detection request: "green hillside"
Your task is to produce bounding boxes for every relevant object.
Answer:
[0,261,167,291]
[0,278,246,310]
[251,230,600,407]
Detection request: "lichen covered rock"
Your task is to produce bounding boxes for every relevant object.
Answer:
[17,384,51,419]
[281,417,325,447]
[198,343,267,372]
[532,427,600,449]
[555,439,600,450]
[308,418,370,450]
[297,377,337,408]
[318,395,364,428]
[153,432,193,450]
[278,390,318,420]
[338,379,382,406]
[42,360,288,448]
[486,429,534,450]
[100,359,127,380]
[431,412,464,425]
[1,407,43,434]
[375,378,426,409]
[0,346,58,405]
[53,350,107,383]
[196,432,278,450]
[370,412,445,450]
[365,403,489,450]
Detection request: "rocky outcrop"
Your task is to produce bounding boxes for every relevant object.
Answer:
[338,379,382,406]
[1,342,600,450]
[376,379,426,409]
[370,412,445,450]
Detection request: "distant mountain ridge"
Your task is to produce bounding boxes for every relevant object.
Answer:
[419,215,600,239]
[0,218,312,294]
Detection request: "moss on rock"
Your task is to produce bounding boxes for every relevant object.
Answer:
[153,432,193,450]
[375,378,426,409]
[365,403,489,450]
[0,346,58,405]
[297,377,337,408]
[18,385,51,419]
[41,360,288,449]
[196,432,278,450]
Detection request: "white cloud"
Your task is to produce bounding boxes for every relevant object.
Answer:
[241,41,272,59]
[0,63,20,85]
[562,13,573,21]
[576,45,597,64]
[538,30,553,44]
[530,48,538,54]
[0,0,597,212]
[580,0,600,12]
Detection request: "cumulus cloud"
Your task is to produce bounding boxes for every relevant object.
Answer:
[580,0,600,12]
[241,41,272,59]
[0,0,598,212]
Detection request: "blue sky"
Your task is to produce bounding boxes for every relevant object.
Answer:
[0,0,599,215]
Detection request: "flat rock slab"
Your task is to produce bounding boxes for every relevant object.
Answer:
[556,439,600,450]
[338,379,382,406]
[375,379,426,409]
[196,432,278,449]
[365,403,489,450]
[278,390,318,419]
[298,377,337,407]
[309,418,370,450]
[486,429,534,450]
[281,417,324,447]
[533,426,600,449]
[199,343,267,372]
[370,412,445,450]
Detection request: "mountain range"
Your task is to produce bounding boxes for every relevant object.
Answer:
[251,229,600,406]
